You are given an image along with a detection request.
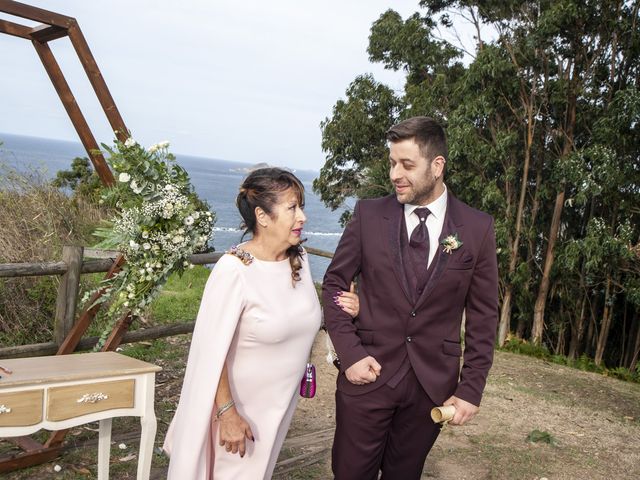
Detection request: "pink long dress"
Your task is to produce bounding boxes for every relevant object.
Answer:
[163,247,321,479]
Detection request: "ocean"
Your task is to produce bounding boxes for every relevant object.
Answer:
[0,133,347,281]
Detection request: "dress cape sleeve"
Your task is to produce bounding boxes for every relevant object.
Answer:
[164,254,246,480]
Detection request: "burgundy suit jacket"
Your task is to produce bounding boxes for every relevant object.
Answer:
[322,192,498,407]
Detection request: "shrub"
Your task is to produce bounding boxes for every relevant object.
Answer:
[0,163,109,346]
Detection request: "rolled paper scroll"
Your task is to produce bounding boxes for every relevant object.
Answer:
[430,405,456,424]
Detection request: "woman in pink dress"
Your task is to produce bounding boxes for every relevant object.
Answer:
[164,168,357,479]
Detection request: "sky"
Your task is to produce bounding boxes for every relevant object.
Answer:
[0,1,481,171]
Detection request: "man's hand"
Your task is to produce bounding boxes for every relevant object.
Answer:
[345,356,381,385]
[443,395,479,425]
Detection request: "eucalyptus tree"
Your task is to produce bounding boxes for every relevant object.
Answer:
[315,0,640,368]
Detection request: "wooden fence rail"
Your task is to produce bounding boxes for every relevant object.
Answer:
[0,245,333,359]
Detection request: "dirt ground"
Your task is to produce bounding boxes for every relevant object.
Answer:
[2,332,639,479]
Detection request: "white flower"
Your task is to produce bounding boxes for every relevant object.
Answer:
[189,263,195,269]
[440,234,463,254]
[118,172,131,183]
[146,267,153,273]
[123,301,129,307]
[142,231,149,239]
[178,228,185,234]
[143,243,151,250]
[54,465,62,472]
[172,235,184,244]
[128,293,135,299]
[130,180,143,194]
[139,268,146,275]
[148,144,159,153]
[184,216,194,226]
[124,137,136,148]
[183,260,189,267]
[158,140,170,148]
[129,240,139,250]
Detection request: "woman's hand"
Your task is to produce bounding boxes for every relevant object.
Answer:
[215,407,254,457]
[335,282,359,318]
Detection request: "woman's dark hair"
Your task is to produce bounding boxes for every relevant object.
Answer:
[236,167,306,284]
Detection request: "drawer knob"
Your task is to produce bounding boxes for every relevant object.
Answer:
[77,392,109,404]
[0,404,12,414]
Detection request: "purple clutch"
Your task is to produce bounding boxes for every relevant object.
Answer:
[299,363,316,398]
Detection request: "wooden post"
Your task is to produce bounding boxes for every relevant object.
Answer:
[54,246,83,346]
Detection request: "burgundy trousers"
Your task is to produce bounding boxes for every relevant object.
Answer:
[332,368,441,480]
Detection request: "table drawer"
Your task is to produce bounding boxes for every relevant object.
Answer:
[47,379,135,421]
[0,389,43,427]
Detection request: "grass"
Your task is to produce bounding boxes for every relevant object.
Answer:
[148,265,210,324]
[499,337,640,384]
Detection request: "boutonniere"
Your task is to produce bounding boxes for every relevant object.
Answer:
[440,233,463,254]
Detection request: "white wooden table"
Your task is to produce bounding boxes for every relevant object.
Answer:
[0,352,162,479]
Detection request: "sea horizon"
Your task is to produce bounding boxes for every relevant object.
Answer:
[0,131,321,183]
[0,132,347,281]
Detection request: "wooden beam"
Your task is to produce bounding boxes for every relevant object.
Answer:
[29,24,68,43]
[0,321,196,359]
[100,311,134,352]
[0,18,31,38]
[0,248,333,278]
[0,0,74,28]
[0,446,61,473]
[0,261,66,277]
[0,259,114,278]
[31,39,115,186]
[67,23,128,141]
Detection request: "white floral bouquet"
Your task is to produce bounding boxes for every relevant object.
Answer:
[85,137,214,349]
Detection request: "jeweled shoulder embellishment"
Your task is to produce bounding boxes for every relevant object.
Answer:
[226,246,254,265]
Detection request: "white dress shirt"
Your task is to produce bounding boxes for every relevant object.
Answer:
[404,185,448,268]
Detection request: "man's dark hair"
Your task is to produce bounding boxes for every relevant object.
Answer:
[385,116,448,163]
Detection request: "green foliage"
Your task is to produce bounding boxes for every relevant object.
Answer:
[83,138,215,349]
[313,74,402,224]
[52,156,102,201]
[526,429,558,447]
[316,0,640,370]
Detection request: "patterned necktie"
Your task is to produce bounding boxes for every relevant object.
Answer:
[409,207,431,294]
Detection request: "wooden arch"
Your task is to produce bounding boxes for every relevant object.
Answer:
[0,0,128,185]
[0,0,134,471]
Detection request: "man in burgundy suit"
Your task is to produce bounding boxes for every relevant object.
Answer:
[323,116,498,479]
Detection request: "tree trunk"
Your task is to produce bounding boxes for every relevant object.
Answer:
[624,309,639,368]
[629,310,640,373]
[498,95,535,346]
[531,188,565,344]
[568,293,587,359]
[594,274,613,366]
[498,288,513,345]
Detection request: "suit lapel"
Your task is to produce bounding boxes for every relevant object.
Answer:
[415,193,464,310]
[383,198,413,304]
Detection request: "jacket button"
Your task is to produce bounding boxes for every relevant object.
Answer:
[406,336,413,342]
[410,311,416,317]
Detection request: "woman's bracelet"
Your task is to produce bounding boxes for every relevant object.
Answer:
[215,399,235,420]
